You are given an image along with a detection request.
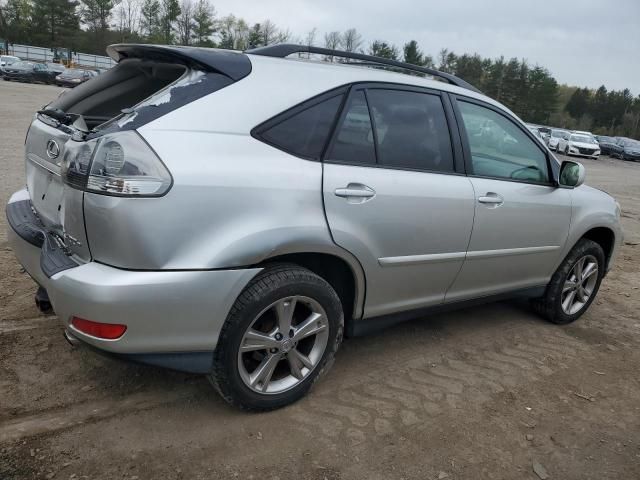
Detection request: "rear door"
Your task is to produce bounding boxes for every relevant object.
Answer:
[322,84,475,319]
[445,96,571,302]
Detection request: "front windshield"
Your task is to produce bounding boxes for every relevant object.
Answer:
[551,130,566,138]
[570,134,595,144]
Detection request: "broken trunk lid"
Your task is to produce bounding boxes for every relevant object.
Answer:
[105,44,252,81]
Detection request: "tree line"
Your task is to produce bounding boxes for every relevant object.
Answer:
[0,0,637,139]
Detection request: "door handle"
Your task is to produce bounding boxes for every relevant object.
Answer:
[478,192,504,206]
[334,183,376,199]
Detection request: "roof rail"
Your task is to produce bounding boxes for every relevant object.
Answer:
[246,43,481,94]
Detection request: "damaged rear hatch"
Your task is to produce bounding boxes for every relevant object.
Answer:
[17,44,251,276]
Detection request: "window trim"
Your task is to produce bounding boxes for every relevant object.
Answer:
[323,82,466,177]
[449,93,558,187]
[251,85,349,162]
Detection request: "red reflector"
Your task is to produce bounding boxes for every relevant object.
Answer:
[71,317,127,340]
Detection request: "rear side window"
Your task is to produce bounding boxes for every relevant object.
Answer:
[326,90,376,165]
[366,89,454,173]
[258,95,344,160]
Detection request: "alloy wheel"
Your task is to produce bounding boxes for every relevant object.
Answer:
[561,254,599,315]
[237,296,329,394]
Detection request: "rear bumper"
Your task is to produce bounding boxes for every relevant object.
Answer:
[6,189,261,369]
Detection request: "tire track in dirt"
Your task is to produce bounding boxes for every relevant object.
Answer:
[288,327,598,447]
[0,390,193,443]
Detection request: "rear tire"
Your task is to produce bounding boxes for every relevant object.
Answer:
[209,264,343,411]
[531,239,604,324]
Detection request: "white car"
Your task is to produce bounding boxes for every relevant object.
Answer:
[558,133,601,159]
[548,129,570,151]
[0,55,20,67]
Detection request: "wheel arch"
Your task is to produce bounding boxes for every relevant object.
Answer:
[256,251,366,331]
[580,226,616,269]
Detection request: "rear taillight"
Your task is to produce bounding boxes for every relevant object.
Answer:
[71,317,127,339]
[62,131,172,197]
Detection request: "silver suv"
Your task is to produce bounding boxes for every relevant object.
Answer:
[6,44,623,410]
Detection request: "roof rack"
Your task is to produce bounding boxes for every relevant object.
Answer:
[246,43,481,94]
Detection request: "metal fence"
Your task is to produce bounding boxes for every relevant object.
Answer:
[5,44,116,69]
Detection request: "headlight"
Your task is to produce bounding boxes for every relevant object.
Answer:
[62,131,172,197]
[615,201,621,220]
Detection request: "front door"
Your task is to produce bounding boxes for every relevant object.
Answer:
[445,97,571,302]
[322,85,475,318]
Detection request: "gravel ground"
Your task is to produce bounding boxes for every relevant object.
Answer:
[1,81,639,480]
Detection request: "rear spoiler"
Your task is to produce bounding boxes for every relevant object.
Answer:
[106,44,252,81]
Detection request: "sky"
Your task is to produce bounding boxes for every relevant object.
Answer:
[212,0,640,93]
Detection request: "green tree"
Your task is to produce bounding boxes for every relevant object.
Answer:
[31,0,80,45]
[81,0,115,52]
[454,53,484,90]
[1,0,33,44]
[160,0,180,44]
[565,88,591,119]
[369,40,398,60]
[140,0,161,41]
[191,0,215,46]
[403,40,423,65]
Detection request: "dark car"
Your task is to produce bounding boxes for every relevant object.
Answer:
[2,61,58,84]
[595,136,623,157]
[55,68,94,87]
[46,62,67,74]
[617,138,640,161]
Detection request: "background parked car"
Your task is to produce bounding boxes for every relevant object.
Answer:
[46,62,66,75]
[55,68,94,87]
[0,55,20,68]
[0,55,21,78]
[595,135,623,157]
[526,124,546,144]
[616,138,640,161]
[548,129,570,151]
[2,61,58,84]
[558,133,601,158]
[538,126,551,145]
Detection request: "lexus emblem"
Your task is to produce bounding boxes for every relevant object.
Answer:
[46,139,60,159]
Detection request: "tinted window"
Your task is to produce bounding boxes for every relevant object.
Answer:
[326,90,376,165]
[259,95,343,159]
[458,101,549,183]
[366,89,454,172]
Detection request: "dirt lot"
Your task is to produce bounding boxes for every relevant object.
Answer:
[1,81,639,480]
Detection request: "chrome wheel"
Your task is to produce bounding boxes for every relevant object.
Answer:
[561,254,598,315]
[238,296,329,394]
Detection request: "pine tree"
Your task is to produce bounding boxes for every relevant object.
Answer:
[140,0,161,41]
[369,40,398,60]
[160,0,180,44]
[31,0,80,45]
[191,0,215,46]
[403,40,423,66]
[82,0,115,52]
[2,0,33,44]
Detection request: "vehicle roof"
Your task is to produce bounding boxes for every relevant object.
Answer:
[245,54,513,116]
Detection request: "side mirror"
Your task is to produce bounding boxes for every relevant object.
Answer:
[559,160,585,188]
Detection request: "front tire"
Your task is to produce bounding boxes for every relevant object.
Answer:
[532,239,604,324]
[209,264,344,411]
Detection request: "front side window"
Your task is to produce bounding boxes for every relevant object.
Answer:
[458,101,549,183]
[258,94,344,160]
[366,89,454,173]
